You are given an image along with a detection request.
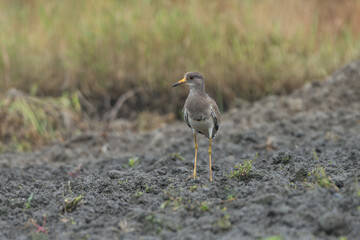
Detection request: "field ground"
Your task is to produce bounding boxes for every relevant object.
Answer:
[0,62,359,239]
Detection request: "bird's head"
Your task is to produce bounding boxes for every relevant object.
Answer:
[172,72,205,91]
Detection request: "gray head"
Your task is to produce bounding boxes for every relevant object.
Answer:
[172,72,205,91]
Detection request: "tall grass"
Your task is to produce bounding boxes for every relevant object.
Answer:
[0,0,359,114]
[0,90,83,152]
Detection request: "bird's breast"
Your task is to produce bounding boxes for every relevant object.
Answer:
[188,115,214,138]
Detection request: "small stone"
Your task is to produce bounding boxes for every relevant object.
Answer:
[318,210,348,234]
[212,165,220,171]
[272,151,292,164]
[156,169,166,175]
[293,167,308,182]
[295,131,304,138]
[243,132,259,143]
[229,131,243,144]
[108,170,122,179]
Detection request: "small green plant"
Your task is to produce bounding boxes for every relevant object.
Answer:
[200,202,209,212]
[260,236,283,240]
[282,155,291,163]
[325,131,339,142]
[62,195,83,213]
[288,182,297,189]
[145,185,153,193]
[230,160,252,178]
[118,179,128,185]
[314,167,330,188]
[170,152,185,162]
[24,193,34,209]
[354,177,360,197]
[134,191,143,198]
[216,214,231,230]
[68,181,72,193]
[227,194,235,200]
[230,153,258,179]
[309,167,338,191]
[144,214,162,234]
[128,157,140,167]
[189,185,197,192]
[161,196,183,210]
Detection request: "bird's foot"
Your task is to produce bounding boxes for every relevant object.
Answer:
[186,174,198,180]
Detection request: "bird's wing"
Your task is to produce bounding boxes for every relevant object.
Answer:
[183,107,192,129]
[209,98,221,131]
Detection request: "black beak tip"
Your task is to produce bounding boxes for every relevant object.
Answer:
[172,83,179,87]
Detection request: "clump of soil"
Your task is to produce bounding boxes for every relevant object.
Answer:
[1,61,360,239]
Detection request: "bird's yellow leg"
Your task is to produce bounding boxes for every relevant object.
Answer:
[193,133,198,179]
[208,138,212,182]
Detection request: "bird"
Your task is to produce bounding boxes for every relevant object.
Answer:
[172,72,221,182]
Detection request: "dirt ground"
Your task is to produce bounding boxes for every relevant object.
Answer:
[1,61,360,240]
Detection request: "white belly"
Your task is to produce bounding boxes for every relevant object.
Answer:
[188,116,214,138]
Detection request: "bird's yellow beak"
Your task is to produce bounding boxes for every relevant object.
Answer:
[172,78,186,87]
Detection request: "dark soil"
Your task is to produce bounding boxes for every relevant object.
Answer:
[1,61,360,240]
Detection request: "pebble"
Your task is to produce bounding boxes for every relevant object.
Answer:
[108,170,122,179]
[318,209,347,234]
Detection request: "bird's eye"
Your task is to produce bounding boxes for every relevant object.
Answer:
[189,76,193,80]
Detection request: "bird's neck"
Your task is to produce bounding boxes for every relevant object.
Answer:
[189,85,206,96]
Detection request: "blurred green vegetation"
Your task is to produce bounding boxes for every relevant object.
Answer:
[0,90,83,152]
[0,0,359,114]
[0,0,360,151]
